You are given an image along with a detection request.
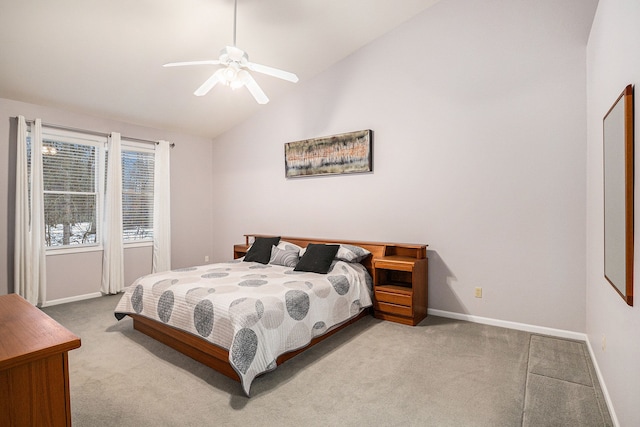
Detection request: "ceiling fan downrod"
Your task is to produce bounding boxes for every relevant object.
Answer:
[232,0,238,47]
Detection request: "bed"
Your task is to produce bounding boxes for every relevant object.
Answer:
[114,235,416,395]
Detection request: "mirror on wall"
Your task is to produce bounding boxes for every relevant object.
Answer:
[603,84,634,306]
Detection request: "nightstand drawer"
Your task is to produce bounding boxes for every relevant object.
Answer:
[375,301,413,317]
[375,290,412,307]
[374,259,415,272]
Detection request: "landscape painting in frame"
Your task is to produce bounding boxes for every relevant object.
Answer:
[284,130,373,178]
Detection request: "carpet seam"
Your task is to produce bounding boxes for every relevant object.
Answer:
[526,336,609,427]
[527,372,595,388]
[521,333,533,426]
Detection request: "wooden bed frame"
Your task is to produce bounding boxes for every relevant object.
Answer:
[129,235,426,383]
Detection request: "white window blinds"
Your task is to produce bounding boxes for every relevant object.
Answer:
[40,133,104,247]
[121,144,155,242]
[28,125,160,250]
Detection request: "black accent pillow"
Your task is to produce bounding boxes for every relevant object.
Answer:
[294,243,340,274]
[244,236,281,264]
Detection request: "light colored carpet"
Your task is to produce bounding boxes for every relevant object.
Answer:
[42,295,612,426]
[523,336,612,426]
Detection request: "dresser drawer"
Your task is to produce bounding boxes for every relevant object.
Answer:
[375,290,412,307]
[374,301,413,317]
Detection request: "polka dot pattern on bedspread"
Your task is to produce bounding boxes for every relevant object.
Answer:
[238,279,268,287]
[132,285,144,313]
[328,275,350,295]
[113,259,373,396]
[231,328,258,374]
[194,299,214,337]
[157,290,175,323]
[285,290,310,321]
[201,272,229,279]
[229,298,264,328]
[312,321,327,336]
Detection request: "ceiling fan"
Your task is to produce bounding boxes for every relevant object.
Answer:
[163,0,298,104]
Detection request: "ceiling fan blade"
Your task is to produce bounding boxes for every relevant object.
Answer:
[246,62,299,83]
[163,60,221,67]
[194,69,225,96]
[242,72,269,104]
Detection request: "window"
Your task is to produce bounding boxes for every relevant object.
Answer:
[28,127,157,251]
[38,129,105,249]
[121,142,154,242]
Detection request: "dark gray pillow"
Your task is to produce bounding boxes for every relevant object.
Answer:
[294,243,339,274]
[300,243,372,263]
[244,236,281,264]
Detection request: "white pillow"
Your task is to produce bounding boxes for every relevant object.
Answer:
[276,241,303,253]
[269,245,299,267]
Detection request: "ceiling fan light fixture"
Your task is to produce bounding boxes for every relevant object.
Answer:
[223,66,238,84]
[164,0,298,104]
[230,72,246,90]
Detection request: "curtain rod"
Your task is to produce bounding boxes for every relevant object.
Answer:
[18,117,175,148]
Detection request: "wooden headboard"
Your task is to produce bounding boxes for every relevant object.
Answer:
[234,234,427,278]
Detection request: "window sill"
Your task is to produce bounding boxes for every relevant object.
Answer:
[124,240,153,249]
[46,245,103,256]
[45,240,153,256]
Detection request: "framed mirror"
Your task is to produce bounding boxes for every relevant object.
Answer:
[603,84,634,306]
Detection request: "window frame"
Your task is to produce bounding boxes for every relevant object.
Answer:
[37,127,107,254]
[30,127,158,254]
[120,140,155,247]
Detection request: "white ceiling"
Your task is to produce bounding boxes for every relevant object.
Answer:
[0,0,441,138]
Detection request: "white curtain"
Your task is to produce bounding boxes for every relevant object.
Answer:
[153,140,171,273]
[101,132,124,294]
[14,116,47,305]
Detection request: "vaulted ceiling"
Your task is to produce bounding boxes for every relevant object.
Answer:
[0,0,441,138]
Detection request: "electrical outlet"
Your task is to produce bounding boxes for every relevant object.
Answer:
[474,287,482,298]
[602,335,606,351]
[204,255,209,263]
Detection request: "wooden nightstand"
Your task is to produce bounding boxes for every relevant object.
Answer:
[233,244,249,259]
[373,250,428,326]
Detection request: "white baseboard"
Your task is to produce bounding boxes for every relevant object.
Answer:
[427,308,587,341]
[428,308,618,426]
[583,337,620,427]
[41,292,103,307]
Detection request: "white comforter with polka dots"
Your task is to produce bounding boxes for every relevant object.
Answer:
[114,259,373,395]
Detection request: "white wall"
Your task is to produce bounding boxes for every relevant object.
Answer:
[210,0,595,332]
[0,97,215,301]
[586,0,640,425]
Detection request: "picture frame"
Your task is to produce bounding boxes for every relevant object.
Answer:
[603,84,634,306]
[284,129,373,178]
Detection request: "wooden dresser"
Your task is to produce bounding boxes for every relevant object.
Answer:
[0,294,81,426]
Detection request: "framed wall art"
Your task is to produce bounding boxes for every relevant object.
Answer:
[284,129,373,178]
[603,84,634,306]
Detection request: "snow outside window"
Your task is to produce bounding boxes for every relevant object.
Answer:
[29,128,156,251]
[121,142,154,243]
